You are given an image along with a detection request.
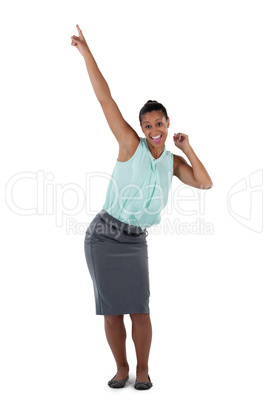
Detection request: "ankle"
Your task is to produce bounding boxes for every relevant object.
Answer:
[136,365,148,374]
[136,366,149,382]
[117,363,129,371]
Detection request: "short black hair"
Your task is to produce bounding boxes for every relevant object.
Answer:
[139,100,168,125]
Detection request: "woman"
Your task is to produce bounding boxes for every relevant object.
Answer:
[71,24,213,391]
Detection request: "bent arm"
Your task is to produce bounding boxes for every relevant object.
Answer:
[174,148,213,189]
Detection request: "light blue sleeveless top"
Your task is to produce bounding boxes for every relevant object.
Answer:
[102,137,174,229]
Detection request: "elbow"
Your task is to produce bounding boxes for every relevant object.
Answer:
[99,95,112,105]
[199,181,213,190]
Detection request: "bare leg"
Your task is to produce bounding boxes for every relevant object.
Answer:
[104,315,129,380]
[130,313,152,382]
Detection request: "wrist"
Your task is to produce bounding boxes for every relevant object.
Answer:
[83,48,92,60]
[182,144,193,156]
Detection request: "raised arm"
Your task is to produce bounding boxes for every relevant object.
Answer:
[70,25,139,151]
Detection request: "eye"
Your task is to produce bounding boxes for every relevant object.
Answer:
[145,125,150,129]
[157,122,162,126]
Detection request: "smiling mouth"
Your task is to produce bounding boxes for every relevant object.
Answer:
[150,134,162,144]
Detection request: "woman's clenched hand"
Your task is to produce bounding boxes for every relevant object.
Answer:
[173,132,191,153]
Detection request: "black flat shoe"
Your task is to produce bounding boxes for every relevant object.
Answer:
[108,374,129,388]
[134,374,153,390]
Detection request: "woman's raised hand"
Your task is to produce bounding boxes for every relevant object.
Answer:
[70,25,90,58]
[173,132,191,153]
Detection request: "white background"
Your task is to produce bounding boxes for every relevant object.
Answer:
[1,0,267,400]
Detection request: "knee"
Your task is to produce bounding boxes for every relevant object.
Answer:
[130,313,150,326]
[104,314,124,327]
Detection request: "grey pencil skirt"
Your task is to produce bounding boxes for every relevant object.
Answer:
[84,209,150,315]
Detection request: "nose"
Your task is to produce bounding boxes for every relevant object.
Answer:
[151,127,161,135]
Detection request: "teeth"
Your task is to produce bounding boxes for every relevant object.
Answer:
[151,135,161,139]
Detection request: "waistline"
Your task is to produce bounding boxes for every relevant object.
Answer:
[98,209,147,236]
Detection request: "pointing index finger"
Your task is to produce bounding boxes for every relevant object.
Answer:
[76,24,83,36]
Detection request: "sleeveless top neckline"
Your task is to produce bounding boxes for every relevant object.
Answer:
[144,138,166,162]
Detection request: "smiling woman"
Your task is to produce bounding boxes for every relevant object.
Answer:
[139,102,170,156]
[71,23,212,391]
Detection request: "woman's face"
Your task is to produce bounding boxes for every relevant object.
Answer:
[140,110,170,148]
